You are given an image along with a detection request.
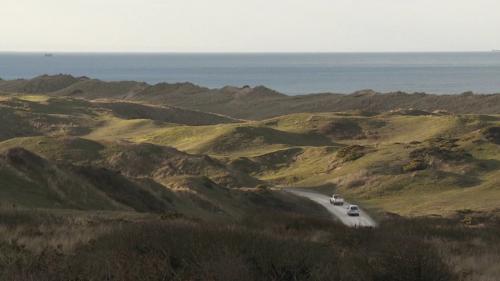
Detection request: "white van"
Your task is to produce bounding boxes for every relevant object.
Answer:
[329,194,344,206]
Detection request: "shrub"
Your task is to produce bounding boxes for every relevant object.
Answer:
[484,126,500,144]
[318,119,364,139]
[403,159,428,172]
[337,145,367,161]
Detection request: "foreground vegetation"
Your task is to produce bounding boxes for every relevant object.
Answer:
[2,208,499,281]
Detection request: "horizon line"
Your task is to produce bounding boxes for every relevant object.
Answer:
[0,50,497,54]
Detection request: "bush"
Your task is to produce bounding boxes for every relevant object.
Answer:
[484,126,500,144]
[319,119,364,139]
[402,159,428,172]
[337,145,367,161]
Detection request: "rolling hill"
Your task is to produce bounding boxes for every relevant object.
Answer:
[0,144,324,219]
[1,75,500,119]
[0,75,499,218]
[0,74,84,94]
[0,95,236,143]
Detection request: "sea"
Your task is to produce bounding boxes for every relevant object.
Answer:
[1,52,500,95]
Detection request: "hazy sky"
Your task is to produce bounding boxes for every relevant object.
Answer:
[1,0,499,52]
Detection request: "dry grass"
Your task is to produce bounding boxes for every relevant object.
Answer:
[0,209,464,281]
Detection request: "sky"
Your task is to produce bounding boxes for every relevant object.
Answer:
[1,0,499,52]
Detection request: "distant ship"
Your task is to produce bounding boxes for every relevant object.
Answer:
[44,53,54,57]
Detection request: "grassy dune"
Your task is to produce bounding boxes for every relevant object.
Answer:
[0,90,498,217]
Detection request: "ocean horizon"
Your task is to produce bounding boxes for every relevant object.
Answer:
[1,52,500,95]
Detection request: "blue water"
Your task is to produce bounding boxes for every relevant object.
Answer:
[1,52,500,95]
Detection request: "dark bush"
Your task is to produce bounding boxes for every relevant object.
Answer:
[337,145,368,161]
[319,119,364,139]
[484,126,500,144]
[403,159,428,172]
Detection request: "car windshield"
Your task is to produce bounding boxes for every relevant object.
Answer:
[350,206,358,211]
[334,195,340,199]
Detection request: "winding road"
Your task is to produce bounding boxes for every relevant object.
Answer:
[286,189,377,228]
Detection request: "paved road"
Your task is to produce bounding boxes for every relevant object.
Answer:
[286,189,377,228]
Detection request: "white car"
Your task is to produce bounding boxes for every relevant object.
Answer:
[329,194,344,206]
[346,205,360,216]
